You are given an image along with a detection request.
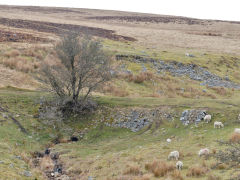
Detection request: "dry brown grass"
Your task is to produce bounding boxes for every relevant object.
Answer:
[125,72,154,84]
[103,84,129,97]
[186,165,208,177]
[1,5,240,55]
[207,174,222,180]
[2,57,35,73]
[145,161,175,177]
[212,149,217,154]
[22,48,38,57]
[124,165,142,175]
[134,174,151,180]
[144,93,161,98]
[39,156,54,171]
[216,163,227,170]
[230,132,240,143]
[210,87,228,96]
[167,170,184,180]
[3,50,20,58]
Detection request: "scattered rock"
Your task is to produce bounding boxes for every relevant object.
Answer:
[45,148,50,155]
[225,76,230,81]
[23,170,32,177]
[116,55,240,89]
[2,113,8,119]
[180,109,207,125]
[15,155,21,160]
[88,176,94,180]
[104,108,174,132]
[57,175,70,180]
[185,53,195,57]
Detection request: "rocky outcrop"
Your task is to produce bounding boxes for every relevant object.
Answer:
[116,55,240,89]
[180,109,207,125]
[154,60,240,89]
[104,108,174,132]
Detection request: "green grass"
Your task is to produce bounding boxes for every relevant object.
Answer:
[1,85,240,179]
[53,115,239,179]
[0,88,55,179]
[102,38,240,84]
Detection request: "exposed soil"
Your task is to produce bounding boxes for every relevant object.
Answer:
[0,30,50,42]
[0,18,136,42]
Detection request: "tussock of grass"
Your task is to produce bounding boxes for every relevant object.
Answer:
[186,165,208,177]
[229,132,240,143]
[145,161,175,177]
[102,84,129,97]
[207,174,222,180]
[167,170,184,180]
[124,165,142,175]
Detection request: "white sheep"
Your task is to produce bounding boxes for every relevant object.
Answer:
[214,121,224,128]
[234,128,240,134]
[198,148,210,157]
[176,161,183,170]
[204,115,212,123]
[168,151,179,160]
[166,138,172,143]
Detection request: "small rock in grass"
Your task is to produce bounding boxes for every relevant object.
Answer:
[2,113,8,119]
[23,170,32,177]
[88,176,93,180]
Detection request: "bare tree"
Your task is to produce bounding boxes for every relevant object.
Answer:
[40,33,111,106]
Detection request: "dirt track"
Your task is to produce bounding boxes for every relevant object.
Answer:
[0,18,136,42]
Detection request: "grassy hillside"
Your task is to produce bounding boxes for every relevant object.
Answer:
[0,5,240,180]
[0,87,240,179]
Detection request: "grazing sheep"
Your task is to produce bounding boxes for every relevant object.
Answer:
[168,151,179,160]
[198,148,210,157]
[204,115,212,123]
[214,121,224,128]
[176,161,183,170]
[166,138,172,143]
[234,128,240,134]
